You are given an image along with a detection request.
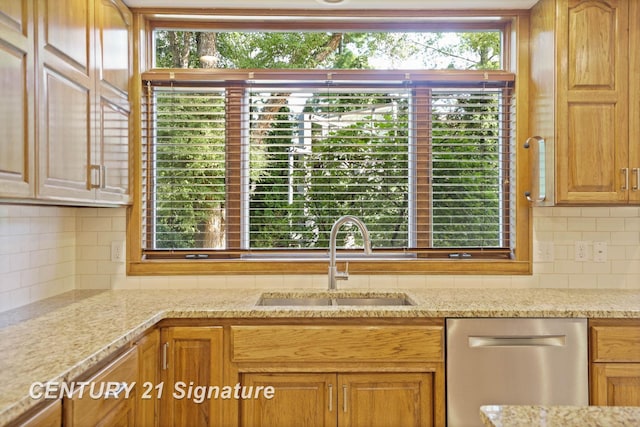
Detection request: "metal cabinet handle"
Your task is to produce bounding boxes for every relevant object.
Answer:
[523,136,546,202]
[622,168,630,191]
[469,335,566,347]
[101,165,107,189]
[162,342,169,370]
[105,381,128,398]
[343,385,348,413]
[328,384,333,412]
[633,168,639,191]
[90,165,101,189]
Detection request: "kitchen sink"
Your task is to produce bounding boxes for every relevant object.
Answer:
[256,293,415,307]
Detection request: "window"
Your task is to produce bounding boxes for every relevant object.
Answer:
[131,12,531,275]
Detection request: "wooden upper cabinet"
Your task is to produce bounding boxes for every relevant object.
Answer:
[96,0,131,97]
[557,0,629,204]
[0,0,35,198]
[629,0,640,203]
[95,0,131,203]
[34,0,131,204]
[530,0,638,205]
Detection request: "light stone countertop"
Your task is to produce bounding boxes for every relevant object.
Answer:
[480,405,640,427]
[1,287,639,424]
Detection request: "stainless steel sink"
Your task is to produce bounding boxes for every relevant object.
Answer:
[257,297,333,306]
[256,293,414,307]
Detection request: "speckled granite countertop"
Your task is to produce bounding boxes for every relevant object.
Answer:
[480,405,640,427]
[1,288,639,424]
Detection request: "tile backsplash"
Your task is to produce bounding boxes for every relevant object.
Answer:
[2,204,639,312]
[0,205,76,312]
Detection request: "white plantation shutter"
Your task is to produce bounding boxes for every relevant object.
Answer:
[142,78,514,257]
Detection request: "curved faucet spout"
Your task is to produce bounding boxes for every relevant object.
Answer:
[328,215,372,290]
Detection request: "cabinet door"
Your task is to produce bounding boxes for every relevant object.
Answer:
[160,327,224,427]
[36,0,96,202]
[556,0,629,203]
[94,0,131,203]
[0,0,35,198]
[338,373,434,427]
[240,373,336,427]
[136,328,160,427]
[64,346,138,426]
[630,0,640,204]
[592,363,640,406]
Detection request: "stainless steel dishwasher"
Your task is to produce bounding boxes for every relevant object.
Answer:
[446,318,588,427]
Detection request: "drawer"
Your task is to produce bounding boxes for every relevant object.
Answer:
[64,347,138,426]
[591,325,640,362]
[231,325,443,363]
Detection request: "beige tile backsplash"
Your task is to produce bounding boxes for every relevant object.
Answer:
[1,204,639,312]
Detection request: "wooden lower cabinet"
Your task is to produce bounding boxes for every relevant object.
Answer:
[590,319,640,406]
[6,399,61,427]
[240,372,434,427]
[232,320,444,427]
[136,328,160,427]
[240,373,335,427]
[339,373,433,427]
[159,326,224,427]
[64,346,138,426]
[592,363,640,406]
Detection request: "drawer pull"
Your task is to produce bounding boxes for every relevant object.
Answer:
[328,384,333,412]
[343,385,348,413]
[633,168,639,191]
[105,382,128,398]
[162,342,169,370]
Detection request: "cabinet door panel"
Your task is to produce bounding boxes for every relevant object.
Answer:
[339,373,433,427]
[38,68,93,199]
[97,0,130,95]
[40,0,91,73]
[96,96,130,202]
[592,363,640,406]
[568,0,619,90]
[161,327,224,427]
[64,347,138,426]
[555,0,629,204]
[630,0,640,203]
[137,329,160,427]
[0,42,32,196]
[240,373,335,427]
[0,0,34,198]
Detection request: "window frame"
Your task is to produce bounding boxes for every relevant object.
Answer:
[127,9,532,276]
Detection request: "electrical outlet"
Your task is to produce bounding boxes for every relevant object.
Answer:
[111,241,125,262]
[593,241,607,262]
[575,241,589,262]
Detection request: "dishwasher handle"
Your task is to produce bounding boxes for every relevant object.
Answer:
[469,335,566,348]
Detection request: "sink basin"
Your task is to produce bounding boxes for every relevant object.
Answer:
[256,293,414,307]
[257,297,333,306]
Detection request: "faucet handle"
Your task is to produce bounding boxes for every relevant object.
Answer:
[336,262,349,281]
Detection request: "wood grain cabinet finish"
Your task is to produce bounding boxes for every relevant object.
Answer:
[0,0,35,198]
[64,346,139,426]
[136,328,160,427]
[231,322,444,427]
[530,0,640,205]
[6,399,61,427]
[590,320,640,406]
[240,372,434,427]
[160,326,225,427]
[36,0,131,205]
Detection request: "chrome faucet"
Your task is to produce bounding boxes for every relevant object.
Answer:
[328,215,372,290]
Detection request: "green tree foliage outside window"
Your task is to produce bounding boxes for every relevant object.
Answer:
[148,29,508,251]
